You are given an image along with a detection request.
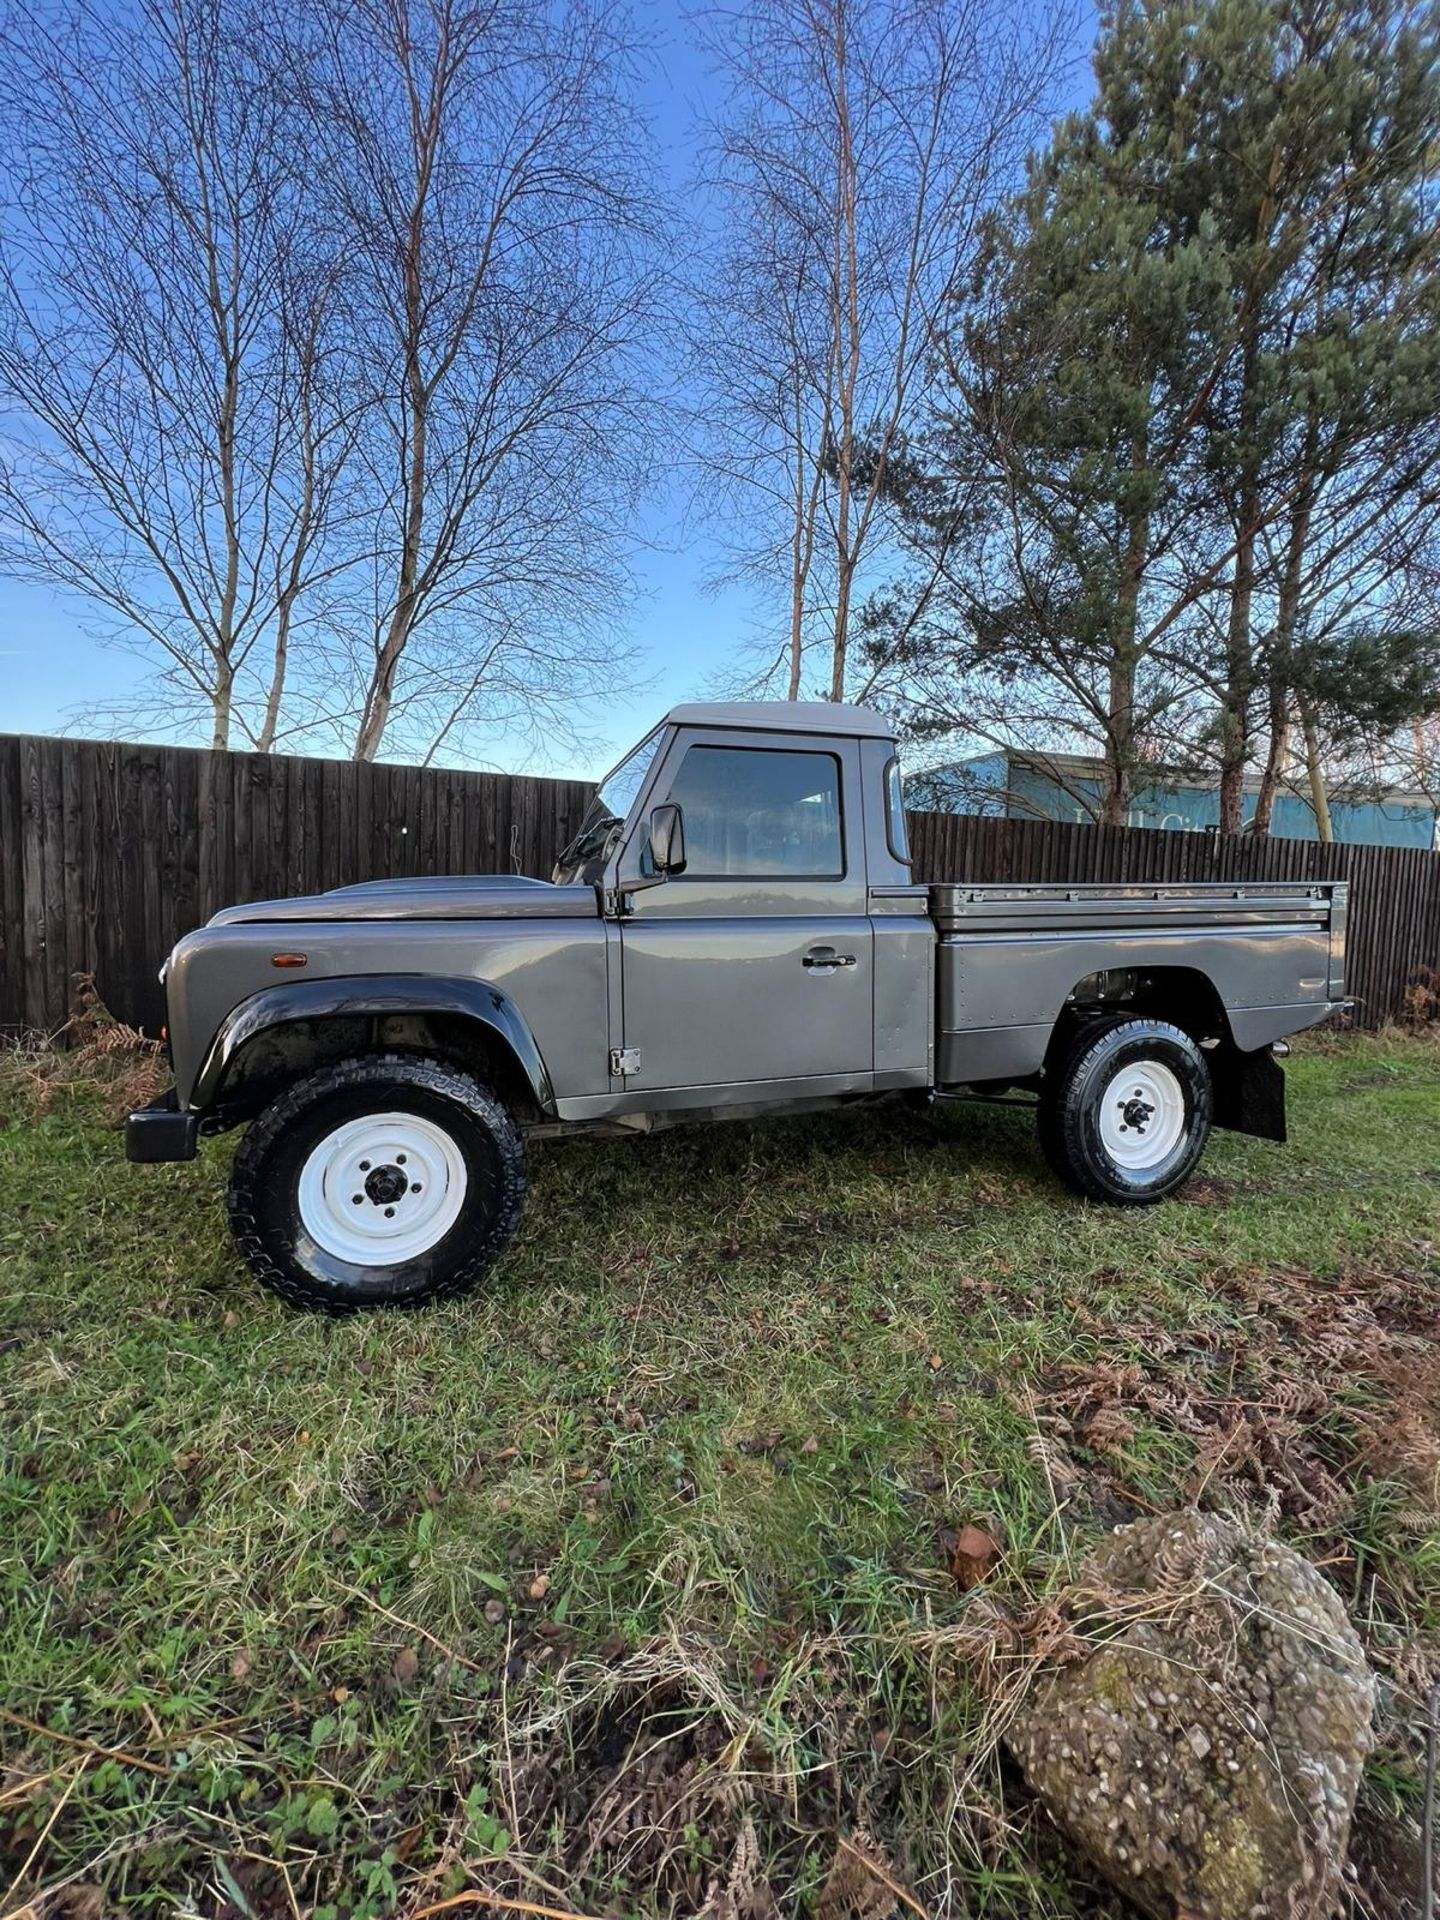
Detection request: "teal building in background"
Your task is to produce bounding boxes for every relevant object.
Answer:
[919,750,1439,850]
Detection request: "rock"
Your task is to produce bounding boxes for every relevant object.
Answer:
[1005,1510,1375,1920]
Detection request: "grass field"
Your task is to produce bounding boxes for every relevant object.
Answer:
[2,1030,1438,1919]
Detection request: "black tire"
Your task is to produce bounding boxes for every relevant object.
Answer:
[227,1053,526,1313]
[1038,1017,1212,1205]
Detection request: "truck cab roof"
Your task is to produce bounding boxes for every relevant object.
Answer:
[661,700,895,739]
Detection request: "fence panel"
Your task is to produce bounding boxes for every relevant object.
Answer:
[0,735,594,1033]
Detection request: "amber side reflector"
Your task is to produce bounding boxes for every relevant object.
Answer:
[271,952,308,969]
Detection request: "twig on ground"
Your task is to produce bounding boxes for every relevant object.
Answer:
[405,1893,605,1920]
[835,1831,932,1920]
[237,1848,303,1920]
[0,1708,171,1778]
[0,1763,79,1810]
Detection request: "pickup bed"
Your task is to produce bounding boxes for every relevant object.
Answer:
[129,702,1346,1312]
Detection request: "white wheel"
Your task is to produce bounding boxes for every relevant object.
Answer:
[1040,1018,1212,1204]
[296,1110,469,1266]
[1096,1059,1187,1171]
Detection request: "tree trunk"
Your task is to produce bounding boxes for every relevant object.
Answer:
[355,170,431,763]
[211,662,234,752]
[1218,509,1257,833]
[787,463,805,700]
[831,556,856,701]
[1218,331,1263,835]
[786,381,822,701]
[1101,476,1148,826]
[827,0,860,706]
[257,599,293,753]
[1252,690,1288,836]
[355,382,427,761]
[1254,415,1321,837]
[1300,698,1334,841]
[1100,641,1135,827]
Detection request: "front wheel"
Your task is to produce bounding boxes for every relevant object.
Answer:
[1038,1017,1212,1205]
[227,1053,526,1312]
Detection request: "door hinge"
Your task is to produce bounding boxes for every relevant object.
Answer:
[610,1047,641,1077]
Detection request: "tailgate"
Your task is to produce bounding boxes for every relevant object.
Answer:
[1327,880,1348,1002]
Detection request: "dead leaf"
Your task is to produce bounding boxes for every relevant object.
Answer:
[817,1833,897,1920]
[51,1886,105,1920]
[950,1522,1002,1590]
[393,1646,420,1683]
[699,1812,776,1919]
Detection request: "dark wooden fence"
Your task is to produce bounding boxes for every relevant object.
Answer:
[0,734,594,1032]
[3,732,1437,1035]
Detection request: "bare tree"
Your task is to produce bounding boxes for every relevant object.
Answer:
[0,0,356,750]
[297,0,659,763]
[687,0,1070,703]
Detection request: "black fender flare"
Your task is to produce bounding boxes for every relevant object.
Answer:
[191,975,556,1117]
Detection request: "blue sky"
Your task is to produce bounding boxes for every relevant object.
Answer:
[1,0,1097,782]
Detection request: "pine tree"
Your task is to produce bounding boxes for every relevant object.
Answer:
[868,0,1440,834]
[1195,0,1440,831]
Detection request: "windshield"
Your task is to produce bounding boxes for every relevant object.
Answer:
[552,727,664,885]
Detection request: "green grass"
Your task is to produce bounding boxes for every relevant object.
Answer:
[1,1031,1438,1918]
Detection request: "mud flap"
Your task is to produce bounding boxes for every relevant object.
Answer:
[1212,1045,1287,1143]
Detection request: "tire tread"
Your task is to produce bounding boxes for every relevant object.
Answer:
[1038,1016,1211,1206]
[227,1052,526,1313]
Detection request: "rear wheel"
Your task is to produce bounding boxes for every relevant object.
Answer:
[1038,1017,1212,1204]
[227,1053,526,1312]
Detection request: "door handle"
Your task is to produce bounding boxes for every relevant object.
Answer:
[803,949,857,970]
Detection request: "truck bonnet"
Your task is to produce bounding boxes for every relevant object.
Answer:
[204,875,600,925]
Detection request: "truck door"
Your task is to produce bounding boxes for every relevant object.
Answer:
[614,728,873,1094]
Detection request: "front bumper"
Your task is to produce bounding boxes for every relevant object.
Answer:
[126,1092,201,1164]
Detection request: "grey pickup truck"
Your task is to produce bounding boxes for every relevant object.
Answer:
[128,701,1347,1311]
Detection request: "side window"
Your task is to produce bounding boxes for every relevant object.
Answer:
[885,757,911,865]
[663,746,844,879]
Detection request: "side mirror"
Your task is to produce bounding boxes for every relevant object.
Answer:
[648,802,687,876]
